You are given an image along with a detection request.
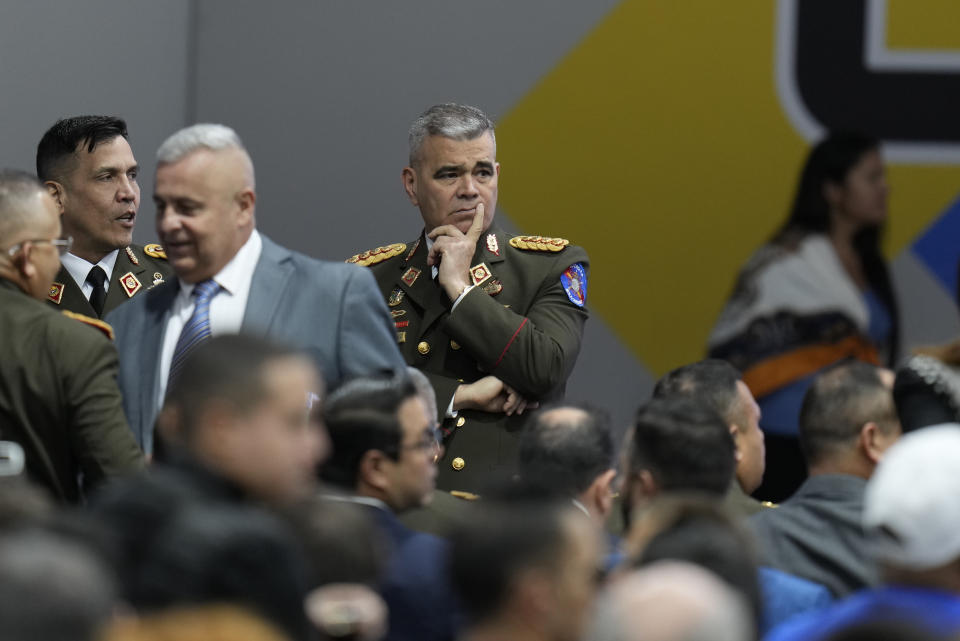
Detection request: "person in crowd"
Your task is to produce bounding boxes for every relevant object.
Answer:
[622,397,735,522]
[892,339,960,431]
[36,115,172,317]
[766,424,960,640]
[0,528,119,641]
[586,562,755,641]
[517,404,618,528]
[624,495,831,635]
[106,123,403,454]
[709,132,899,501]
[319,374,460,641]
[0,169,143,502]
[348,103,589,493]
[449,494,602,641]
[750,361,901,597]
[653,359,768,514]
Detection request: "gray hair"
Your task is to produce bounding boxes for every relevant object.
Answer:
[156,123,247,164]
[406,366,438,422]
[408,103,496,166]
[0,170,46,246]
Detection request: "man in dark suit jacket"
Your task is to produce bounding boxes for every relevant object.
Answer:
[320,375,461,641]
[106,124,404,454]
[349,103,589,493]
[0,170,143,502]
[37,116,173,318]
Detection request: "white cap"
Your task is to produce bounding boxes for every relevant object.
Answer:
[863,423,960,569]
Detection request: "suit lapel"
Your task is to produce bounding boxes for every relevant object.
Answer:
[139,281,179,447]
[242,236,293,336]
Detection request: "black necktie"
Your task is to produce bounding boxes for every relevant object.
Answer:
[86,266,108,317]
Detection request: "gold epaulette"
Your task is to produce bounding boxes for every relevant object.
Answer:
[61,310,115,340]
[143,243,167,260]
[450,490,480,501]
[508,235,569,252]
[346,243,406,267]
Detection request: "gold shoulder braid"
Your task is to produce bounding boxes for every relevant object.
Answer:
[508,235,569,252]
[143,243,167,260]
[346,243,407,267]
[61,310,115,340]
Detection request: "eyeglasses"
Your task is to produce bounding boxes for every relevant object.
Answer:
[391,427,443,460]
[5,236,73,257]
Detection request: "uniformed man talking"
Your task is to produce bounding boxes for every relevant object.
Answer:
[349,103,589,493]
[36,116,172,317]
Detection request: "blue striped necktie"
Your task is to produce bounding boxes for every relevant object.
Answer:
[169,279,221,383]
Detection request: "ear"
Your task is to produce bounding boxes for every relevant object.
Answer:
[585,468,617,518]
[358,449,391,492]
[14,243,38,280]
[730,423,744,462]
[859,422,884,465]
[235,188,256,226]
[44,181,66,214]
[401,167,419,207]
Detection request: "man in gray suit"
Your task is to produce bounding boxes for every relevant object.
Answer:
[107,124,404,453]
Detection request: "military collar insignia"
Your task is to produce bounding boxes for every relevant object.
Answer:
[119,272,142,298]
[469,263,492,287]
[144,243,167,259]
[124,246,139,266]
[486,233,500,256]
[481,279,503,296]
[401,267,421,287]
[48,282,64,305]
[152,272,165,287]
[405,238,421,262]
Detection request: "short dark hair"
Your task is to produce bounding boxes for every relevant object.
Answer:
[36,115,129,181]
[653,359,742,424]
[630,397,735,495]
[319,375,418,489]
[163,335,305,440]
[518,404,614,497]
[799,361,898,466]
[449,495,575,623]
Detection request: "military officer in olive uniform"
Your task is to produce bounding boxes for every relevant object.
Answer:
[349,104,589,493]
[0,170,144,502]
[37,116,173,318]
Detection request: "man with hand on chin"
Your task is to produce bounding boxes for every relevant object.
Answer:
[349,103,590,494]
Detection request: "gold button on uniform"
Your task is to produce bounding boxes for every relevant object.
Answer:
[456,416,466,428]
[417,341,430,355]
[451,457,465,471]
[450,340,461,350]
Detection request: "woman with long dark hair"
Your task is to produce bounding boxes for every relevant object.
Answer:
[708,132,899,501]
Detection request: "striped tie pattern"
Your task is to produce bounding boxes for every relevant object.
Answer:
[168,279,221,383]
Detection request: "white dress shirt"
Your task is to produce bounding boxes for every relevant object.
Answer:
[156,230,263,409]
[60,250,119,300]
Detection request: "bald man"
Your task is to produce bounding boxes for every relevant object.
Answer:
[107,124,404,453]
[0,169,142,501]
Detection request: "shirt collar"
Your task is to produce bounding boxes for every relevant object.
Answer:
[61,249,119,287]
[176,229,262,297]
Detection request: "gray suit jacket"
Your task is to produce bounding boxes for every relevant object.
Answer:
[107,235,404,453]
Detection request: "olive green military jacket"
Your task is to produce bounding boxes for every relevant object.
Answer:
[45,244,172,318]
[0,280,144,502]
[357,227,589,493]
